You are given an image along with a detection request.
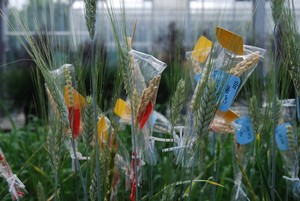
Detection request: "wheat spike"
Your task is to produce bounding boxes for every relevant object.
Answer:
[135,75,161,126]
[84,0,97,40]
[274,97,282,126]
[288,68,300,95]
[229,51,261,77]
[195,79,218,136]
[192,80,218,166]
[83,96,94,147]
[132,89,139,120]
[170,79,185,126]
[190,68,208,112]
[46,86,58,115]
[47,126,64,171]
[89,170,98,201]
[122,51,135,99]
[250,95,259,135]
[286,125,296,154]
[64,66,74,107]
[36,181,46,201]
[271,0,284,25]
[45,82,70,128]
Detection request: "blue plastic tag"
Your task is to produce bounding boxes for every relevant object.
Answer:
[194,73,202,83]
[234,116,254,145]
[275,123,290,151]
[211,69,240,112]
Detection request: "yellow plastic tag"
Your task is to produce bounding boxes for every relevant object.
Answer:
[216,26,244,55]
[98,116,108,144]
[63,86,86,108]
[114,98,131,118]
[216,109,239,123]
[192,36,212,63]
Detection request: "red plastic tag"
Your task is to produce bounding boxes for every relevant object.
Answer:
[139,102,153,129]
[68,107,81,139]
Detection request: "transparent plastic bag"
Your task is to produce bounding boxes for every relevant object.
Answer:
[48,64,88,167]
[275,99,300,198]
[48,64,86,139]
[185,49,211,89]
[229,107,255,201]
[129,49,166,97]
[97,115,112,148]
[231,175,250,201]
[281,99,297,123]
[151,111,172,134]
[185,36,213,89]
[161,118,198,168]
[214,45,265,98]
[128,49,167,166]
[210,113,235,134]
[50,64,76,90]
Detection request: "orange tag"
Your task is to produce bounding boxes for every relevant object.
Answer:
[192,36,212,63]
[98,116,108,145]
[216,109,239,123]
[63,86,86,108]
[114,98,131,119]
[216,26,244,55]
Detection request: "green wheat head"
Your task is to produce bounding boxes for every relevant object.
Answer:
[194,79,218,137]
[36,181,46,201]
[250,95,259,135]
[280,1,300,95]
[84,0,97,40]
[170,79,186,126]
[274,97,282,126]
[123,50,135,100]
[286,125,297,158]
[192,79,218,167]
[89,169,98,201]
[271,0,284,25]
[47,124,65,171]
[84,96,95,147]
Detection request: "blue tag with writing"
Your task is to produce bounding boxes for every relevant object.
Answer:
[275,123,290,151]
[234,116,254,145]
[211,69,241,112]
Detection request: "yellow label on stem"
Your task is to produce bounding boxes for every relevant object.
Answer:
[114,98,131,118]
[63,86,86,108]
[216,26,244,55]
[216,109,239,123]
[192,36,212,63]
[98,116,108,145]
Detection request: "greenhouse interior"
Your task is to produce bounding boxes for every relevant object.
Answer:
[1,0,300,200]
